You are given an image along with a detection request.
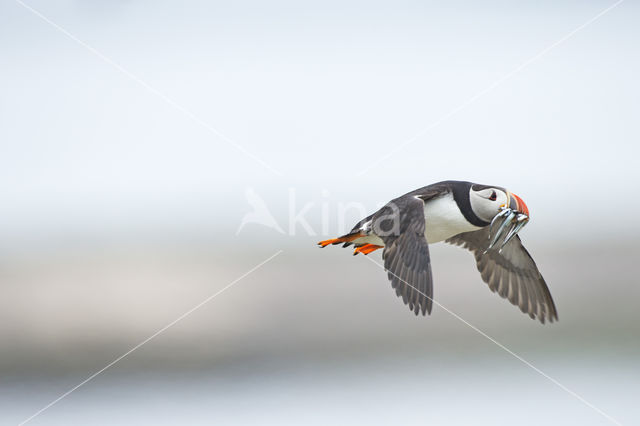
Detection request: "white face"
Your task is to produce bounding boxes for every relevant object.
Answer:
[469,187,509,223]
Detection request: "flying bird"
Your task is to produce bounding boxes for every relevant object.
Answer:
[318,180,557,323]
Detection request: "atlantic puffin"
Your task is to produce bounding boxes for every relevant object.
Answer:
[318,180,557,323]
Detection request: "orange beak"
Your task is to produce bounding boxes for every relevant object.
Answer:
[508,192,530,217]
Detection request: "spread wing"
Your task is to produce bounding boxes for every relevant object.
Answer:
[446,229,558,323]
[373,193,440,316]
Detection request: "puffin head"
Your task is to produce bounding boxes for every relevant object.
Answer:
[468,184,530,224]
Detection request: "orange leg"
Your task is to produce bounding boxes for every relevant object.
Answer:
[317,233,362,248]
[353,244,383,255]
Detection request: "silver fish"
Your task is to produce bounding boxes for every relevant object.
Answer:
[486,210,516,252]
[499,215,529,252]
[487,208,511,241]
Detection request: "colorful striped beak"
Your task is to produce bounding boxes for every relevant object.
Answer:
[509,192,530,217]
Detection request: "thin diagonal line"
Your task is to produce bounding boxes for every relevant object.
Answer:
[18,250,283,426]
[15,0,283,177]
[362,254,622,426]
[357,0,624,176]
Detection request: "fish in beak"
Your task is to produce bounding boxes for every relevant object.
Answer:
[487,191,531,252]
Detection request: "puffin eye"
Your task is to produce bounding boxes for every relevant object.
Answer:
[489,191,497,201]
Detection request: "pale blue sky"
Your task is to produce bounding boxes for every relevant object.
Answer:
[1,0,638,247]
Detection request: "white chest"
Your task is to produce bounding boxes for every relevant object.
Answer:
[422,193,481,243]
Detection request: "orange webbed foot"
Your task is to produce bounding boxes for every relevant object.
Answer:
[318,238,341,248]
[353,244,383,255]
[317,233,363,248]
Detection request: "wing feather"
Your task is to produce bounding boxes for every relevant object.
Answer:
[446,229,558,323]
[373,194,439,316]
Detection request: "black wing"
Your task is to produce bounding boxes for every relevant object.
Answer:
[446,229,558,323]
[373,191,442,316]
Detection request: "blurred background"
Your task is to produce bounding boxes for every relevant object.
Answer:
[1,0,639,424]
